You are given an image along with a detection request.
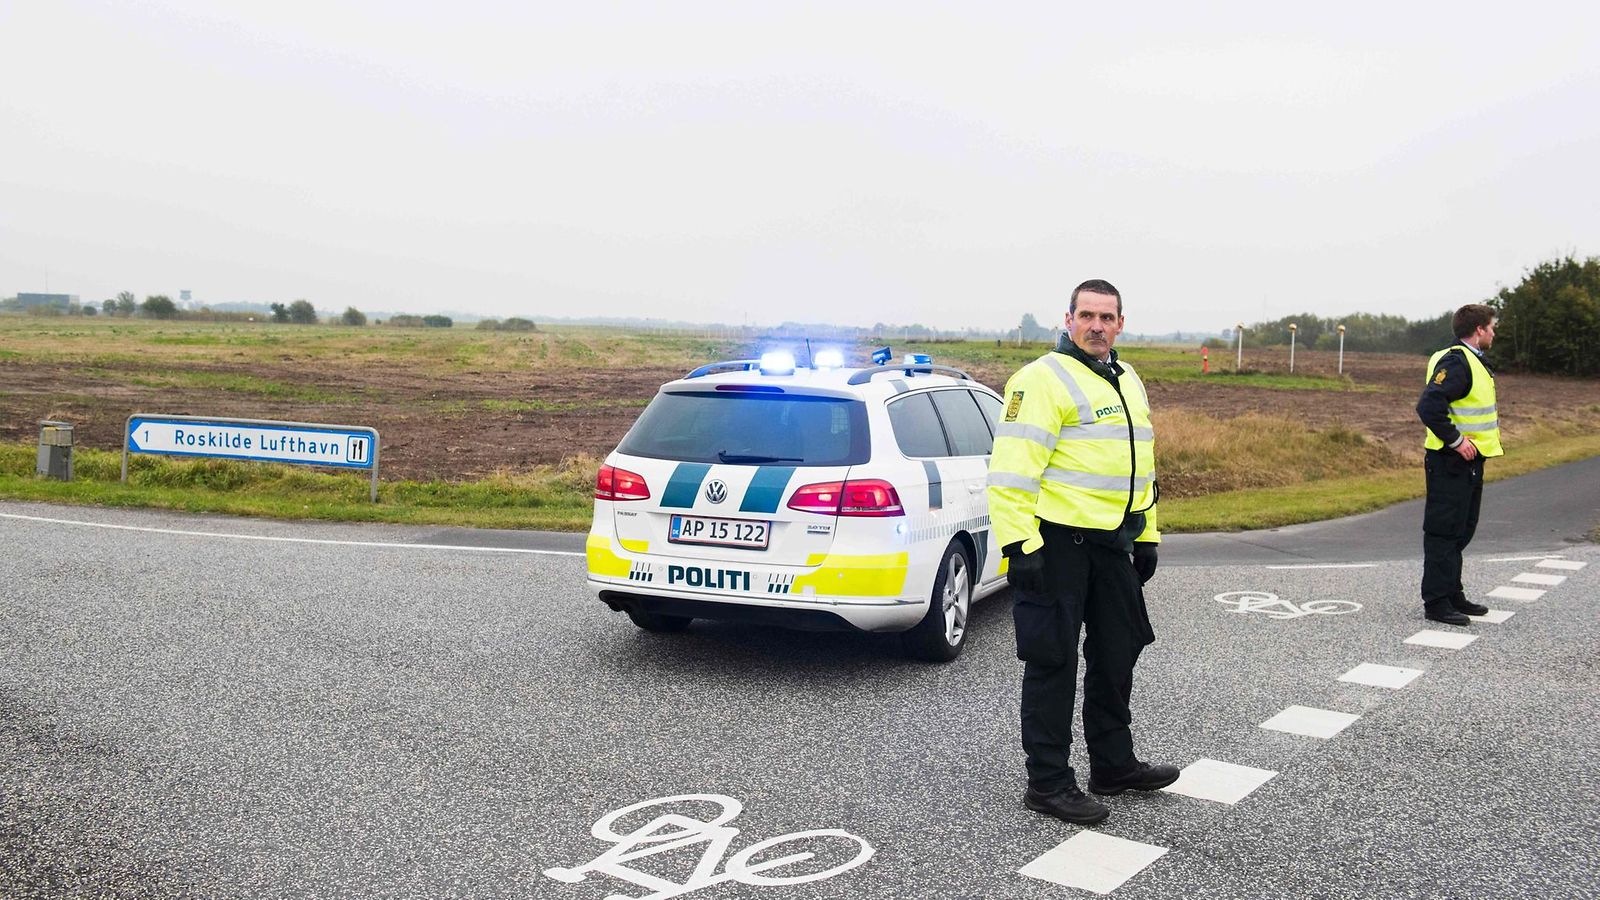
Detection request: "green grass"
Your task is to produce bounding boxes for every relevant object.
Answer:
[123,371,347,402]
[6,430,1599,534]
[1162,431,1600,531]
[0,444,595,530]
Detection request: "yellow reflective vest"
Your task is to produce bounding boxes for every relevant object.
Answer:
[987,350,1159,555]
[1423,345,1503,457]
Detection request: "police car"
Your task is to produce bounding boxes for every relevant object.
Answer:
[586,348,1009,661]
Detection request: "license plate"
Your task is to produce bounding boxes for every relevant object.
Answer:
[669,515,771,550]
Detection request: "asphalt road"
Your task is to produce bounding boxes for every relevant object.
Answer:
[2,460,1597,899]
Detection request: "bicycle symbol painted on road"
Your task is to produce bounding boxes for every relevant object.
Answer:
[544,793,875,900]
[1215,591,1361,620]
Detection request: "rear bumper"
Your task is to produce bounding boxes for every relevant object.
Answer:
[598,590,907,632]
[586,533,928,632]
[588,580,926,632]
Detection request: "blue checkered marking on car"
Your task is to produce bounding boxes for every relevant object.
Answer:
[923,460,942,510]
[740,466,796,513]
[659,463,712,508]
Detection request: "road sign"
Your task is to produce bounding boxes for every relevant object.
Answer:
[123,414,381,500]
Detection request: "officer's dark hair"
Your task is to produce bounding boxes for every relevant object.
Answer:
[1452,303,1495,339]
[1069,279,1122,316]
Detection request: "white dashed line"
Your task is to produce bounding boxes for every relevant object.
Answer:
[1535,559,1587,571]
[1019,831,1168,894]
[1404,630,1478,649]
[1470,609,1516,624]
[0,512,585,557]
[1338,663,1424,689]
[1260,705,1360,739]
[1512,572,1567,586]
[1485,555,1564,563]
[1163,759,1277,805]
[1487,586,1546,602]
[1337,662,1427,688]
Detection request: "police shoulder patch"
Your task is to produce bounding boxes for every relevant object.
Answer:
[1433,369,1447,384]
[1004,391,1025,421]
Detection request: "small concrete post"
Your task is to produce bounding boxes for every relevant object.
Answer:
[37,420,74,481]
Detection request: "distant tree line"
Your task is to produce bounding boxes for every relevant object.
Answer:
[1208,255,1598,375]
[1489,256,1600,376]
[475,317,538,332]
[1215,310,1454,355]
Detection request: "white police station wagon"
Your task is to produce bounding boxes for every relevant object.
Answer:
[587,348,1009,661]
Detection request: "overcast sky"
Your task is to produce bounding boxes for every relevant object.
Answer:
[3,2,1597,332]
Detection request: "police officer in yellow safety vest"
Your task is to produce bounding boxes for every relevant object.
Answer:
[986,279,1178,827]
[1416,303,1502,627]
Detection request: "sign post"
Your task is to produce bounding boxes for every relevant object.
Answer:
[1337,324,1346,375]
[123,414,381,501]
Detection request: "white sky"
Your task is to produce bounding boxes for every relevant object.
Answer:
[3,1,1597,332]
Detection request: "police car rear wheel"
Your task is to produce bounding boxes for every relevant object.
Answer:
[626,609,693,633]
[902,540,971,662]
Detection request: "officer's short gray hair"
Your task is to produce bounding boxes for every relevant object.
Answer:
[1069,279,1122,316]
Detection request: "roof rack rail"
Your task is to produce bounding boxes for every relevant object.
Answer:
[846,364,973,386]
[684,359,761,379]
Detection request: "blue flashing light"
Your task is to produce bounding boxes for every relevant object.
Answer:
[871,346,892,366]
[759,350,796,375]
[904,353,933,366]
[813,349,845,369]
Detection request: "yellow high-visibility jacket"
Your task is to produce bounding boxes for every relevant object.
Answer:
[1422,346,1502,457]
[987,350,1159,555]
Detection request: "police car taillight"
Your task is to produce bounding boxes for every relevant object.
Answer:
[596,464,650,501]
[787,479,904,517]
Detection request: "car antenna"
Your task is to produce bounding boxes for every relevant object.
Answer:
[805,337,813,368]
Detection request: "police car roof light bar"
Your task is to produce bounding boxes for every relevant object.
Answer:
[684,359,761,379]
[870,346,892,365]
[845,364,973,385]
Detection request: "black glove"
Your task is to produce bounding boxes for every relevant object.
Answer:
[1132,542,1158,585]
[1006,547,1047,595]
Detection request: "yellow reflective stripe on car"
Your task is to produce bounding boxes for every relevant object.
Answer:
[793,552,910,597]
[585,535,631,577]
[619,538,650,553]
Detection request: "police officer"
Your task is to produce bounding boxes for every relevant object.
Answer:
[1416,303,1502,626]
[987,279,1178,826]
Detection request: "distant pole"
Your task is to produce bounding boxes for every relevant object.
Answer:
[1288,323,1298,373]
[1235,323,1244,371]
[1337,324,1346,374]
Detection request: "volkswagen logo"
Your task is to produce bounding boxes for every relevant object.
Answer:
[704,479,728,504]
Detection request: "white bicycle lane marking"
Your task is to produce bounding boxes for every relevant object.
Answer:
[1214,591,1362,620]
[544,794,874,900]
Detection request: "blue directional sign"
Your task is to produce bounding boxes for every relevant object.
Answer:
[126,416,377,468]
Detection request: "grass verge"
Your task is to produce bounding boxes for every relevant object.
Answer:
[1163,431,1600,531]
[0,445,595,531]
[3,432,1598,535]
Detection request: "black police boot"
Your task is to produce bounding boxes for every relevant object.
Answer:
[1450,593,1490,617]
[1024,784,1110,825]
[1425,604,1471,626]
[1088,760,1181,796]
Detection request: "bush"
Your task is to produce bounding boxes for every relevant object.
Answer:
[422,315,453,328]
[141,295,178,319]
[1491,256,1600,376]
[340,306,368,326]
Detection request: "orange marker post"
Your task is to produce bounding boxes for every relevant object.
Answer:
[1202,346,1210,374]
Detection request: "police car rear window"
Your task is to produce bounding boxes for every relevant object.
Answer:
[618,392,870,466]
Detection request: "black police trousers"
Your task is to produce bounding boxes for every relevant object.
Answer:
[1421,448,1486,611]
[1013,522,1156,793]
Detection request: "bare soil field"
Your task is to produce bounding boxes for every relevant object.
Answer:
[2,325,1595,494]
